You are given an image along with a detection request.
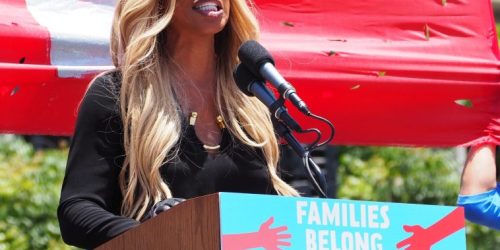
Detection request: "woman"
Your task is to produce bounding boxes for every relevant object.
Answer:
[57,0,298,248]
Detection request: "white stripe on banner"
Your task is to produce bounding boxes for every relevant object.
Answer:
[26,0,116,78]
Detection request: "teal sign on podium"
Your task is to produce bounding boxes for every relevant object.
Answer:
[219,193,465,250]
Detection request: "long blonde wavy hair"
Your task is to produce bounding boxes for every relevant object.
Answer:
[110,0,299,220]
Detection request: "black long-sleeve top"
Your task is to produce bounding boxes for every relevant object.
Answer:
[58,71,277,249]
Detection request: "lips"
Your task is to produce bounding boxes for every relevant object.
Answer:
[192,1,223,17]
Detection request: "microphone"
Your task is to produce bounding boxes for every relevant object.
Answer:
[238,40,311,115]
[233,64,302,132]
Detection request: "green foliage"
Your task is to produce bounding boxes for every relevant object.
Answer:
[0,135,72,250]
[337,147,459,205]
[466,223,500,250]
[497,23,500,42]
[337,146,500,249]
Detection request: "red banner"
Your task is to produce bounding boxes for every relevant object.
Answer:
[1,0,499,146]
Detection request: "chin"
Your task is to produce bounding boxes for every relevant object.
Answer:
[198,23,228,36]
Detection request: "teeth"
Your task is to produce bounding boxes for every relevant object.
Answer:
[193,3,220,11]
[196,6,217,11]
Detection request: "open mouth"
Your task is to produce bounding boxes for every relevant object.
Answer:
[192,2,223,14]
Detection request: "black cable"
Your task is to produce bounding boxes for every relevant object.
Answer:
[303,151,328,198]
[307,113,335,149]
[296,112,334,197]
[297,127,322,150]
[270,102,333,198]
[272,117,327,196]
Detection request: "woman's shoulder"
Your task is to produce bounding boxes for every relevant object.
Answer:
[88,69,122,98]
[80,70,123,117]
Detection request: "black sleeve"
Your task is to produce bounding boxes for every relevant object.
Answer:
[57,73,139,249]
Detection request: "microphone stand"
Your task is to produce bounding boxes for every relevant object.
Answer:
[273,117,328,198]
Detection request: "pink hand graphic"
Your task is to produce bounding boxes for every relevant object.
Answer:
[396,225,434,250]
[396,207,465,250]
[256,217,291,250]
[222,216,292,250]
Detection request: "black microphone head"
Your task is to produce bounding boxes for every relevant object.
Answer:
[233,64,261,97]
[238,40,275,77]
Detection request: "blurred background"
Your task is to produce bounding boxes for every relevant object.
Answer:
[1,2,499,250]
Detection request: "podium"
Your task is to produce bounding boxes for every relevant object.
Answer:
[98,193,466,250]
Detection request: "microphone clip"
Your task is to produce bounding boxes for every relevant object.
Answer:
[269,96,285,119]
[269,96,302,132]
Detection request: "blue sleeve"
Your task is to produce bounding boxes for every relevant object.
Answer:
[457,183,500,230]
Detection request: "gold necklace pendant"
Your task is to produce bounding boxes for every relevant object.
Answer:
[202,144,221,152]
[189,112,198,125]
[189,112,225,154]
[216,115,226,129]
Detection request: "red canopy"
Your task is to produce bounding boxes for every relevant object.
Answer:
[1,0,499,146]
